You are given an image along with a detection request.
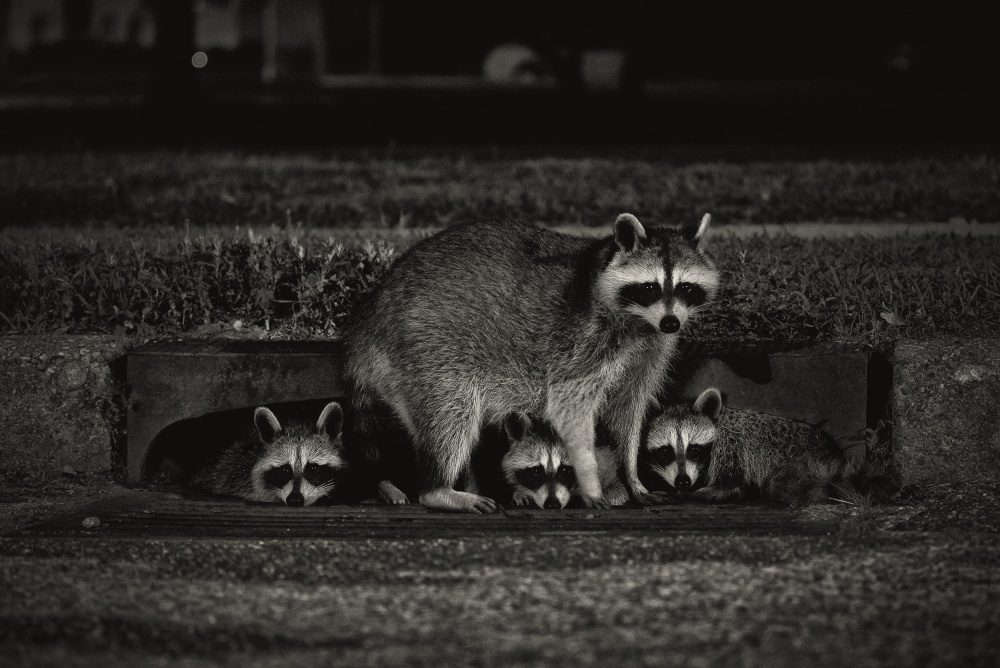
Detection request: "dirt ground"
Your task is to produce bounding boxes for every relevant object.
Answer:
[1,476,999,667]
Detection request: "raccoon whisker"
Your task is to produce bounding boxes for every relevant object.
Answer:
[647,462,665,476]
[647,462,674,482]
[315,476,344,493]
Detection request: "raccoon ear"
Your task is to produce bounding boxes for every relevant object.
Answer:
[254,407,282,443]
[693,388,723,421]
[316,401,344,439]
[682,213,712,247]
[614,213,646,253]
[503,412,532,441]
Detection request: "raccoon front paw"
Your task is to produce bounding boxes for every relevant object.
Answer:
[694,486,742,503]
[577,493,611,509]
[510,489,535,507]
[603,484,631,507]
[647,490,681,505]
[419,489,500,514]
[627,482,663,506]
[377,480,410,505]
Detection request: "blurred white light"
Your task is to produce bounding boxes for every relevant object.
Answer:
[191,51,208,68]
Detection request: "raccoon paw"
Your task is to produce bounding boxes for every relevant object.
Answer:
[577,493,612,509]
[419,489,500,514]
[635,490,679,506]
[377,480,410,505]
[627,482,660,506]
[510,490,535,507]
[647,490,681,505]
[693,486,742,503]
[603,481,631,507]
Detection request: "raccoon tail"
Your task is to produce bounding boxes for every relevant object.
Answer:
[828,454,896,505]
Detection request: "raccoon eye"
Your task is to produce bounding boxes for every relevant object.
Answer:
[262,464,293,489]
[516,465,546,489]
[686,443,711,459]
[303,463,338,486]
[675,282,707,307]
[619,282,662,308]
[651,447,676,465]
[555,464,575,486]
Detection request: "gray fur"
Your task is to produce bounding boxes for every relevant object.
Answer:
[190,402,348,506]
[500,416,628,509]
[342,216,718,512]
[643,389,860,506]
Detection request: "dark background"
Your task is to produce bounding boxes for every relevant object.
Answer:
[1,0,997,152]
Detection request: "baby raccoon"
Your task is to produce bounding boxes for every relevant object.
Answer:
[641,388,858,506]
[189,401,348,507]
[501,413,628,509]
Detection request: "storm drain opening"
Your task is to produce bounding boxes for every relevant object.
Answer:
[107,338,888,535]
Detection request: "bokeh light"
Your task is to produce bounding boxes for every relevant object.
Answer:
[191,51,208,68]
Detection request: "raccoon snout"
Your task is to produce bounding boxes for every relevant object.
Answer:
[285,490,305,507]
[659,315,681,333]
[543,494,563,509]
[674,473,692,492]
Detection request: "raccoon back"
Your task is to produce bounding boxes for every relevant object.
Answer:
[710,409,847,504]
[188,429,263,499]
[342,221,602,375]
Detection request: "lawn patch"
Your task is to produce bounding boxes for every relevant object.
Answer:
[0,232,393,338]
[2,153,998,228]
[2,229,997,346]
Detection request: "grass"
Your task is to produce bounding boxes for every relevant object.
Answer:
[2,224,998,346]
[3,151,997,344]
[0,229,394,338]
[2,152,998,229]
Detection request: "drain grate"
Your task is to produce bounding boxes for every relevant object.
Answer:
[9,491,839,539]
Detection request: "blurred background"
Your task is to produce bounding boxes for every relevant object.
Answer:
[1,0,997,152]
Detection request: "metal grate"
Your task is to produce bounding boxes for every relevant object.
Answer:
[9,491,839,540]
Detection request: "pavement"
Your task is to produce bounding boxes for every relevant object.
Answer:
[1,478,999,667]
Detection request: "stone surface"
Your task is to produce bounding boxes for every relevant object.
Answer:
[893,338,1000,484]
[2,481,1000,666]
[0,335,127,475]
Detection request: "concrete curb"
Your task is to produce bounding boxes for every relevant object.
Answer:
[1,334,998,487]
[0,335,127,476]
[892,338,1000,485]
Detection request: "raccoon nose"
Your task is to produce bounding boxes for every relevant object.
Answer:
[285,491,305,507]
[675,474,691,492]
[543,495,562,509]
[659,315,681,333]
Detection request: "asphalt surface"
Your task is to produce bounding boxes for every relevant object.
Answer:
[1,481,999,667]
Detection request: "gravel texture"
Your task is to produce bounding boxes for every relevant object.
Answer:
[0,335,126,475]
[1,479,998,667]
[893,338,1000,484]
